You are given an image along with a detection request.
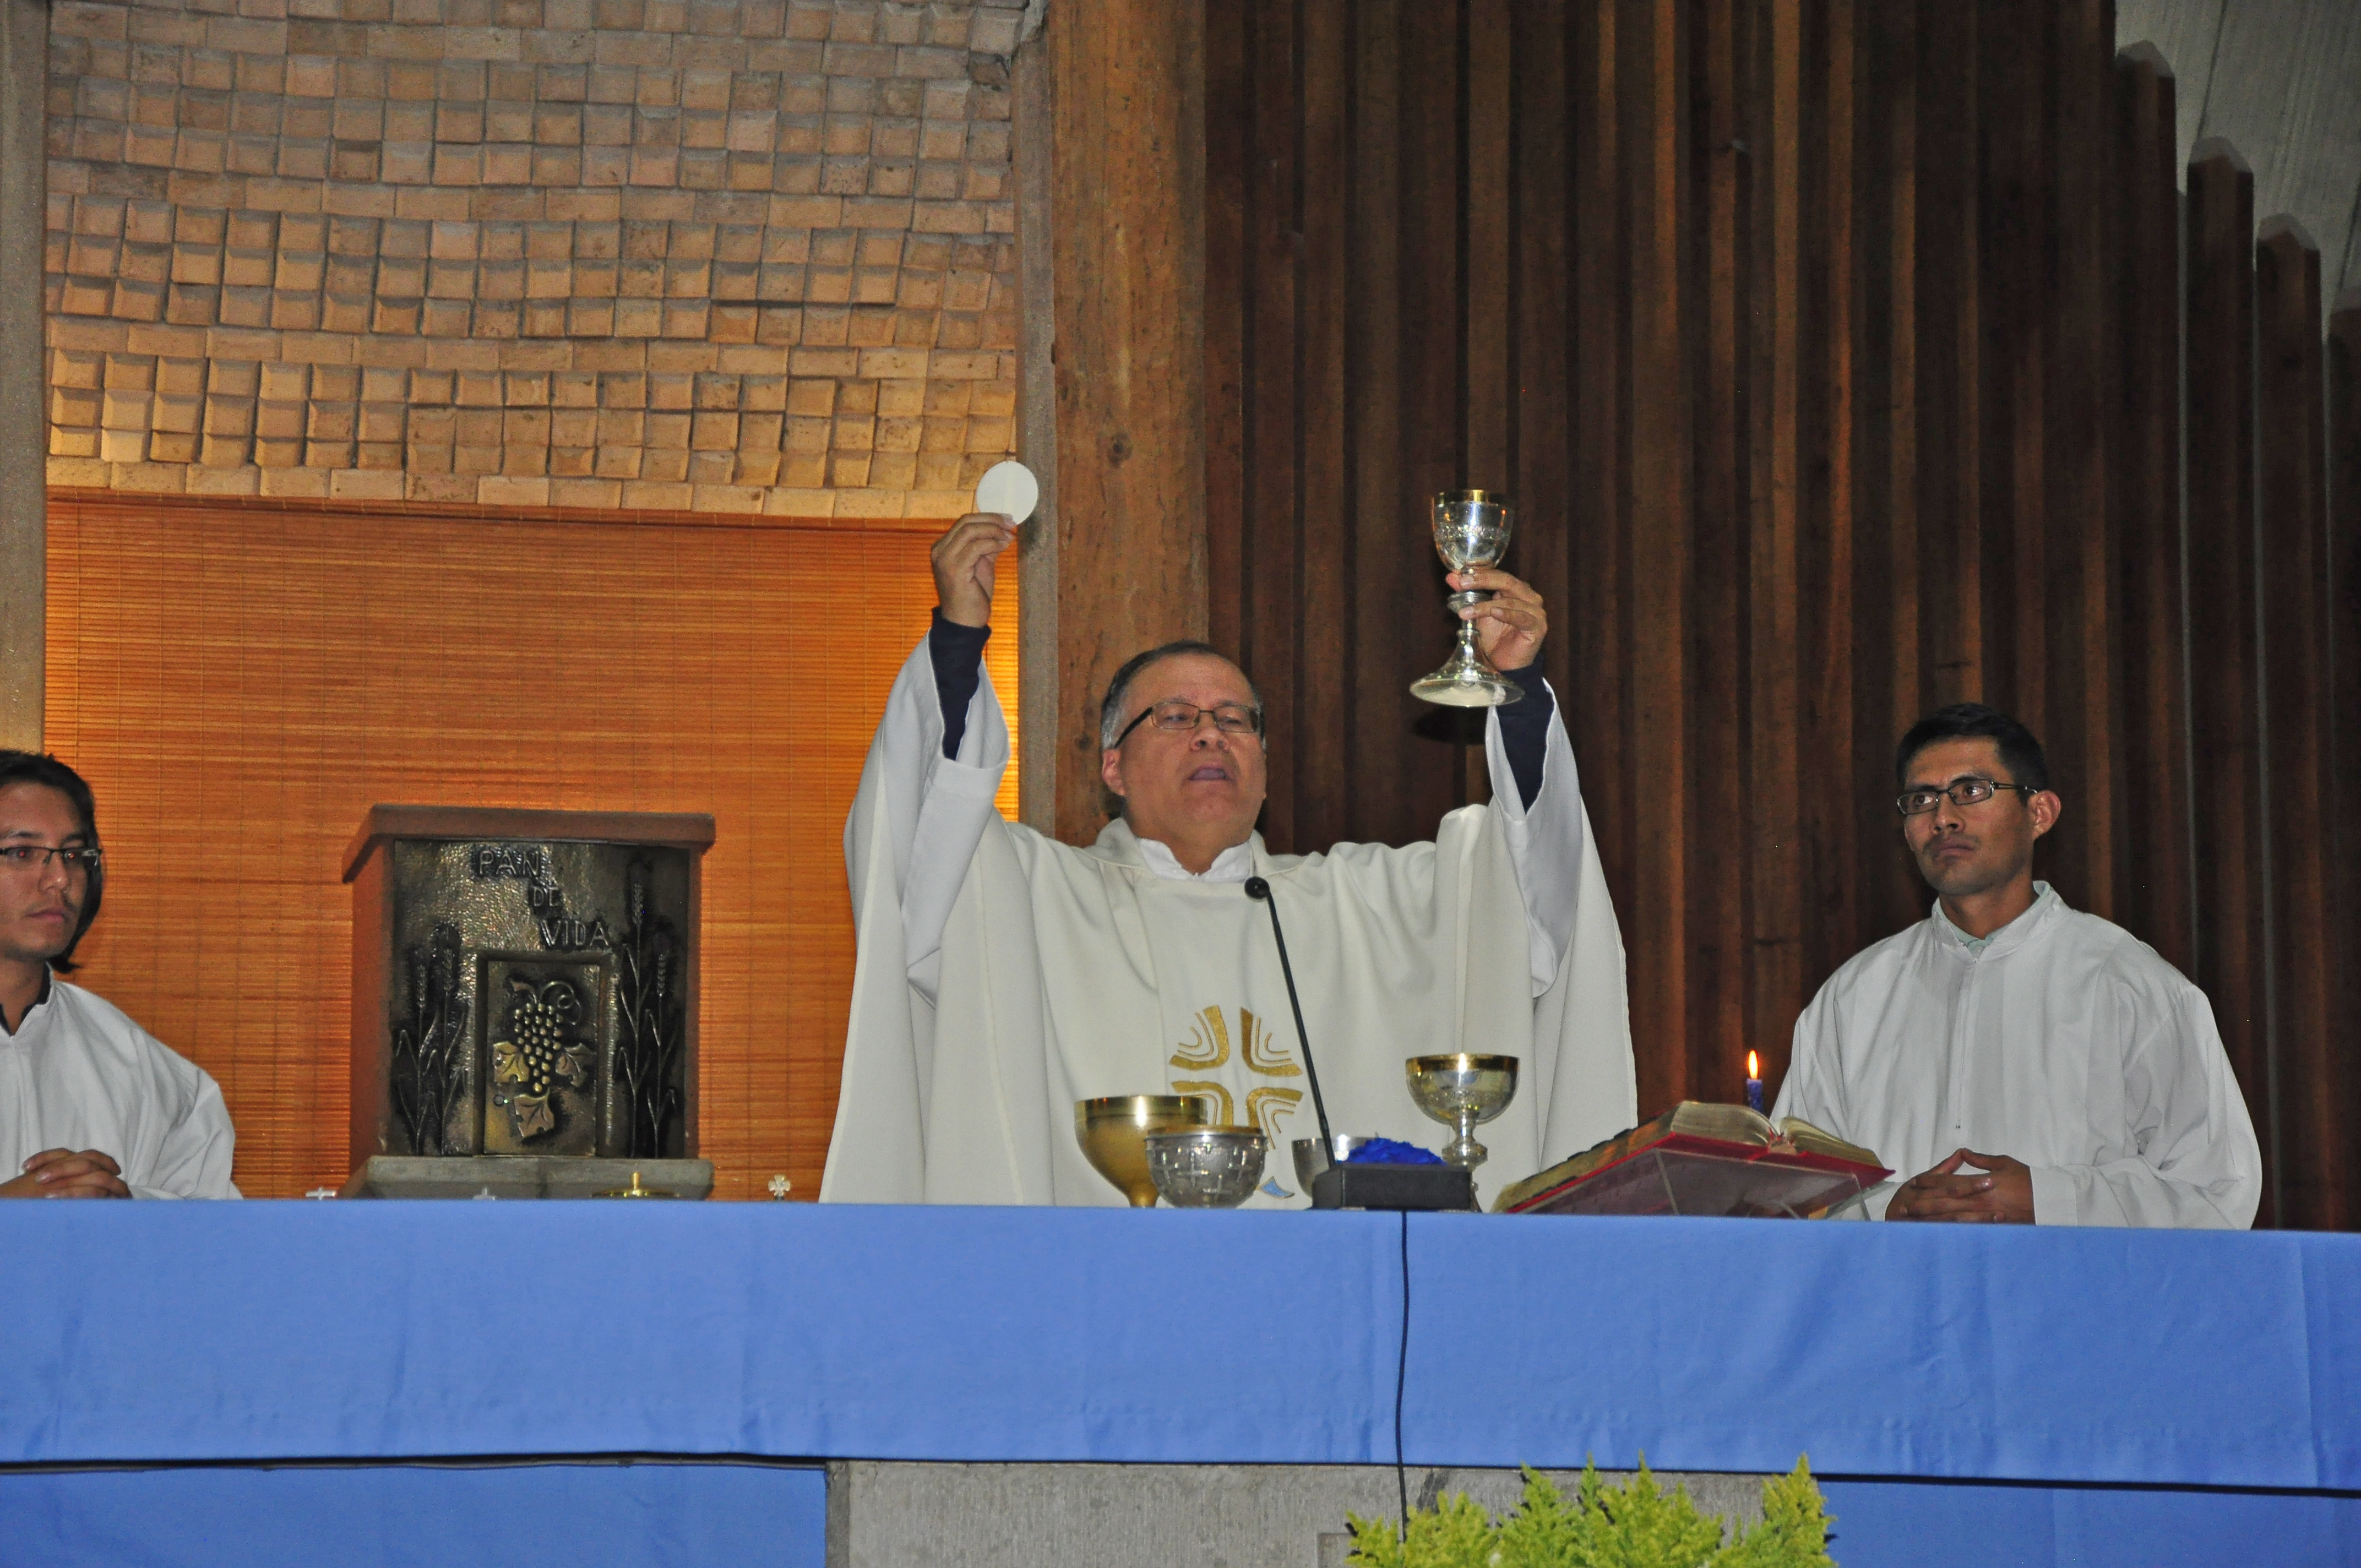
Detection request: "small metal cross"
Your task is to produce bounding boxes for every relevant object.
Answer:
[304,1187,338,1200]
[767,1174,792,1200]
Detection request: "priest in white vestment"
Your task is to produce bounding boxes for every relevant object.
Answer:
[823,513,1636,1208]
[1775,705,2258,1227]
[0,753,238,1200]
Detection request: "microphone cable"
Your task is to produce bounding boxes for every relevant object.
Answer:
[1396,1207,1411,1540]
[1245,876,1405,1536]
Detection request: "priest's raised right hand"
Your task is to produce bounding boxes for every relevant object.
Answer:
[0,1147,132,1199]
[931,511,1016,628]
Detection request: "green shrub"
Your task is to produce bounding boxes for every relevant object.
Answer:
[1345,1458,1836,1568]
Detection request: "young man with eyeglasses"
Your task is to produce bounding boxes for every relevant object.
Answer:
[821,512,1636,1207]
[0,752,237,1199]
[1772,705,2257,1227]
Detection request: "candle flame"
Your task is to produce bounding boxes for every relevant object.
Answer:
[1747,1050,1760,1079]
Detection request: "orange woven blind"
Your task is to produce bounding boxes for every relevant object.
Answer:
[44,491,1018,1199]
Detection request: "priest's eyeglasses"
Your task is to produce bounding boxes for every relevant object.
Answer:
[0,843,101,875]
[1112,700,1264,747]
[1896,778,2038,816]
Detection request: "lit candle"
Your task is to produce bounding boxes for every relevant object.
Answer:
[1746,1050,1764,1113]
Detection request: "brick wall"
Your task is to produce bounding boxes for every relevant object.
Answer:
[42,0,1024,518]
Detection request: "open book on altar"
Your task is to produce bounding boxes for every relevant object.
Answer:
[1493,1102,1892,1218]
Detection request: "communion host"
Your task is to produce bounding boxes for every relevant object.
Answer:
[0,752,238,1199]
[1774,705,2257,1227]
[821,511,1635,1207]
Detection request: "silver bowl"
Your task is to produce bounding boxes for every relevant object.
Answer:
[1143,1128,1270,1208]
[1291,1133,1374,1193]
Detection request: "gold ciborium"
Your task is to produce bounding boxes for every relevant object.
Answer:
[1075,1095,1215,1206]
[1405,1054,1519,1170]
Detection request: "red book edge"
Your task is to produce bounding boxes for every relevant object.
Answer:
[1504,1131,1893,1215]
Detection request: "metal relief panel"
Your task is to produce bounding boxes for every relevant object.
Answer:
[388,919,473,1159]
[382,837,692,1161]
[480,954,609,1157]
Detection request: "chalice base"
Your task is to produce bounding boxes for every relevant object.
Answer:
[1443,1133,1488,1170]
[1411,639,1523,709]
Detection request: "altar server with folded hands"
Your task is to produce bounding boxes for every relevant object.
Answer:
[0,752,237,1200]
[1775,705,2258,1227]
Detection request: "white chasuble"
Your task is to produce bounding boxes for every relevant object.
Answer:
[0,981,240,1199]
[822,636,1637,1211]
[1775,886,2260,1227]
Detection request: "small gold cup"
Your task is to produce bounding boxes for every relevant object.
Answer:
[1075,1094,1215,1206]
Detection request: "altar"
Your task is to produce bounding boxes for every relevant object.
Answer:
[5,1203,2358,1566]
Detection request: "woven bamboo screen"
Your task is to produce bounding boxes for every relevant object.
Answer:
[44,489,1017,1198]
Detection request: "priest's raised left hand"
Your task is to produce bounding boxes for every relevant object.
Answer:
[1449,566,1548,672]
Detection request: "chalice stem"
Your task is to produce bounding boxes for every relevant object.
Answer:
[1450,1110,1487,1169]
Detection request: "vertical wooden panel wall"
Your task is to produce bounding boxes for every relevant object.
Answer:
[2183,147,2272,1215]
[46,492,1019,1199]
[2331,300,2361,1227]
[1204,0,2360,1225]
[2254,224,2341,1227]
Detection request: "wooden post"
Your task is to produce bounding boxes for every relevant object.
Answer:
[1014,30,1060,838]
[2184,144,2272,1223]
[0,0,46,751]
[1043,0,1210,843]
[2255,220,2341,1229]
[2110,43,2195,976]
[2329,296,2361,1229]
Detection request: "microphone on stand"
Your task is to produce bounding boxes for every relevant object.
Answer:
[1244,875,1334,1152]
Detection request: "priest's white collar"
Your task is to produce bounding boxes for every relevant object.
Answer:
[1134,834,1256,884]
[1933,880,2059,959]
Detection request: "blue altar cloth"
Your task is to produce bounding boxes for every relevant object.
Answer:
[0,1461,826,1568]
[1817,1479,2361,1567]
[4,1201,2358,1488]
[4,1468,2351,1568]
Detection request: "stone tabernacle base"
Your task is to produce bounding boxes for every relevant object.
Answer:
[338,1155,715,1200]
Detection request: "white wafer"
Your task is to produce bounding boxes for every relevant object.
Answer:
[973,460,1040,524]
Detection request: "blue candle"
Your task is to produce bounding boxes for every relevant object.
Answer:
[1745,1050,1765,1114]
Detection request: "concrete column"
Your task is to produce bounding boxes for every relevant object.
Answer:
[823,1460,1770,1568]
[0,0,43,751]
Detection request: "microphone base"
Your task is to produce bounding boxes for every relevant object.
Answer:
[1308,1164,1476,1212]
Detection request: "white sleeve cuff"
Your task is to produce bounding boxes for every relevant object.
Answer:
[1483,679,1584,997]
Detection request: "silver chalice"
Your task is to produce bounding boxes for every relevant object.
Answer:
[1410,490,1522,707]
[1406,1053,1519,1170]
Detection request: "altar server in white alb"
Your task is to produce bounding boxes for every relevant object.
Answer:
[0,752,238,1200]
[1775,705,2259,1227]
[823,511,1635,1208]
